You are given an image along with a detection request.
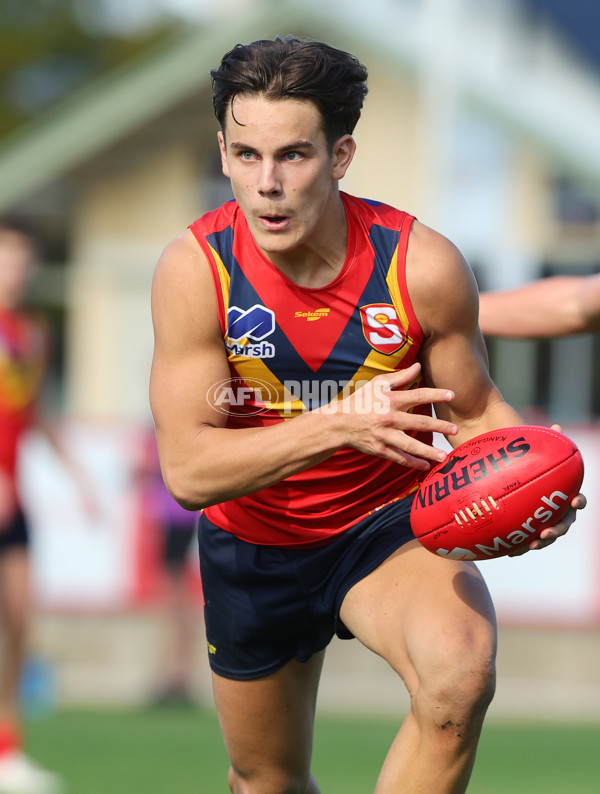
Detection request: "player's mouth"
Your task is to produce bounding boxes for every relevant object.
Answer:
[259,214,290,230]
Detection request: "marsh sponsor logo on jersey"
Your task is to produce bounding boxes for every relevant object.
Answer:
[360,304,406,354]
[226,304,276,358]
[294,308,331,322]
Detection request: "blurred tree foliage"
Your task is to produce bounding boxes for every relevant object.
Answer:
[0,0,177,141]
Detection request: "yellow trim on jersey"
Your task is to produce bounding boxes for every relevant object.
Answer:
[208,243,231,318]
[230,356,306,417]
[385,244,410,330]
[329,345,421,405]
[229,307,420,419]
[221,237,421,419]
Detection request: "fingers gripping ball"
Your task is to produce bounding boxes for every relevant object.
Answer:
[410,426,584,560]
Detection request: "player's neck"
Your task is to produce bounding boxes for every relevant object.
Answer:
[262,197,348,289]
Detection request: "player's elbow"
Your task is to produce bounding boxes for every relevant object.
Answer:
[163,467,213,511]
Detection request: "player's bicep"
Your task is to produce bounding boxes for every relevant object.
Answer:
[150,342,229,435]
[149,232,229,449]
[407,223,501,425]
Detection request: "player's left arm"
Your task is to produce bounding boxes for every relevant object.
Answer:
[406,222,520,440]
[406,221,585,551]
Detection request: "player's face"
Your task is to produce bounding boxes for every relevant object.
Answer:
[0,231,35,310]
[218,95,355,259]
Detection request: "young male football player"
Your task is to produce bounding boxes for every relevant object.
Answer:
[0,218,61,794]
[150,37,585,794]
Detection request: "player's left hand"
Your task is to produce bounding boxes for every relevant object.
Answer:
[509,423,587,556]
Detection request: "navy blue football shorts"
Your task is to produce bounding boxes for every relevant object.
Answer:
[0,509,30,555]
[198,495,416,680]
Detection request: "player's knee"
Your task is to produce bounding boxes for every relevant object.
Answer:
[454,657,496,718]
[416,653,496,733]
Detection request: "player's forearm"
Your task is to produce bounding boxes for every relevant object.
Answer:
[479,279,583,338]
[157,408,347,510]
[479,289,548,337]
[447,396,524,449]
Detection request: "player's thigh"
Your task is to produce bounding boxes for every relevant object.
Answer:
[339,539,496,692]
[213,651,325,778]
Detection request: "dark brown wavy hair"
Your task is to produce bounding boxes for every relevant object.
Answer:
[211,35,368,148]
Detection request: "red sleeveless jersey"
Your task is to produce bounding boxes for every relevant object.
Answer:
[189,192,431,546]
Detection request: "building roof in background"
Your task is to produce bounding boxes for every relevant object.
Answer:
[2,0,600,214]
[0,3,305,213]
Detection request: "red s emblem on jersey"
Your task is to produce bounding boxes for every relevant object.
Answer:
[360,304,406,354]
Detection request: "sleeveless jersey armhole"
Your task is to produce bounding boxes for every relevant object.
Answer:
[396,214,424,344]
[188,220,227,335]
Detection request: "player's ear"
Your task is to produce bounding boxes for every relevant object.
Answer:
[331,134,356,181]
[218,131,230,178]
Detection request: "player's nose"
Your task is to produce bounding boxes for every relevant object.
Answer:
[258,160,282,196]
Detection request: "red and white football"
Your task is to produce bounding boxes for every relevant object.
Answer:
[410,426,584,561]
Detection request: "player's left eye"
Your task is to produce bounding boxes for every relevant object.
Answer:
[284,152,302,161]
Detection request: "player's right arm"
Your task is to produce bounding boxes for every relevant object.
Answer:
[150,231,346,509]
[150,231,457,509]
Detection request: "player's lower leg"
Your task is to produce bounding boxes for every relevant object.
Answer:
[0,548,29,741]
[374,665,495,793]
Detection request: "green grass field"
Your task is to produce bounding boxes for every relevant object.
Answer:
[25,708,600,793]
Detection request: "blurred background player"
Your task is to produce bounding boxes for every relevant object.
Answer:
[136,435,201,708]
[479,273,600,338]
[0,217,96,794]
